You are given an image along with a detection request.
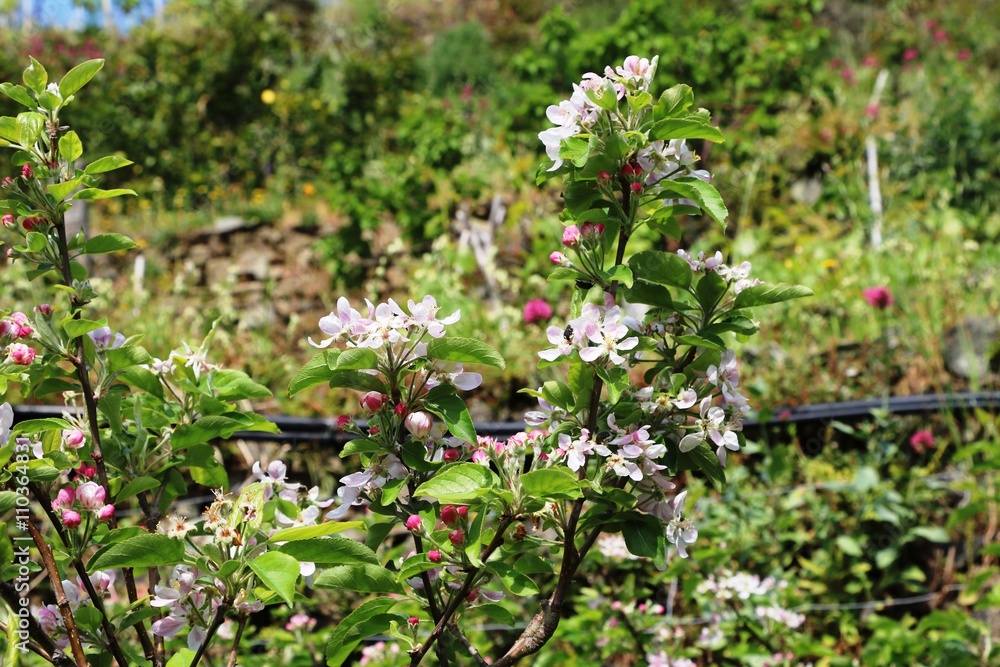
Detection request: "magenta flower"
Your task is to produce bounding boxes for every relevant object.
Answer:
[862,286,895,309]
[902,48,919,62]
[62,510,82,528]
[523,299,553,325]
[405,515,422,531]
[6,343,36,365]
[97,505,116,522]
[909,429,935,454]
[562,225,581,246]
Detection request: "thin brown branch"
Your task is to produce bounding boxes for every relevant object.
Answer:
[189,600,231,667]
[0,580,69,665]
[408,516,514,665]
[225,612,249,667]
[26,519,89,667]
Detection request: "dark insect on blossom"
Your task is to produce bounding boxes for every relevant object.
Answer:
[563,325,574,342]
[575,280,593,290]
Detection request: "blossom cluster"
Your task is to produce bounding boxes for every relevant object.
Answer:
[51,481,115,528]
[539,293,638,366]
[36,571,116,649]
[310,295,459,352]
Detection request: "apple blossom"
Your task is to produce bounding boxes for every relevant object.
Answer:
[76,481,107,510]
[6,343,36,365]
[62,429,86,449]
[405,411,433,439]
[62,510,82,528]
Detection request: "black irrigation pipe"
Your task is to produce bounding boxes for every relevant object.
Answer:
[10,391,999,448]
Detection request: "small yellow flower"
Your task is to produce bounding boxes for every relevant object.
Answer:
[302,183,316,197]
[820,258,838,269]
[260,89,276,105]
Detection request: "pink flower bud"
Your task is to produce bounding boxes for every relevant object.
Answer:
[630,181,643,194]
[404,411,433,439]
[6,343,36,365]
[394,403,408,418]
[408,616,419,627]
[621,164,635,176]
[456,506,468,520]
[562,225,580,246]
[62,510,82,528]
[22,216,44,231]
[427,550,442,563]
[36,303,52,316]
[97,505,115,521]
[336,415,351,428]
[1,214,13,227]
[74,463,97,478]
[62,429,86,449]
[405,515,422,531]
[76,481,106,510]
[597,171,611,185]
[21,164,33,180]
[595,223,605,235]
[549,251,568,266]
[902,48,919,62]
[465,587,480,602]
[449,529,465,546]
[1,177,14,188]
[359,391,386,414]
[909,429,935,454]
[440,505,459,525]
[442,448,461,463]
[53,486,76,511]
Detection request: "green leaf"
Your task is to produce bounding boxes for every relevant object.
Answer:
[171,412,279,448]
[653,84,694,120]
[84,155,132,174]
[165,650,195,667]
[74,606,103,632]
[621,281,674,308]
[604,264,634,288]
[115,477,160,503]
[0,116,18,142]
[836,535,864,557]
[423,384,476,443]
[87,534,184,572]
[48,177,84,202]
[682,442,727,492]
[650,117,725,143]
[475,603,517,627]
[248,551,300,605]
[695,270,728,312]
[288,351,339,396]
[184,444,228,488]
[105,345,152,373]
[340,438,379,457]
[540,380,574,412]
[520,468,582,501]
[73,188,137,200]
[731,284,814,309]
[23,57,47,94]
[414,463,497,504]
[621,512,667,568]
[81,233,139,255]
[514,553,554,576]
[313,564,402,593]
[211,369,271,400]
[0,83,36,108]
[10,418,71,438]
[60,59,104,98]
[325,598,401,667]
[426,337,506,370]
[58,131,83,162]
[62,317,108,339]
[16,112,44,146]
[268,521,363,543]
[629,250,692,289]
[488,562,539,596]
[396,554,440,582]
[277,537,379,565]
[910,526,951,543]
[658,178,729,226]
[0,492,22,514]
[335,347,378,370]
[327,369,388,394]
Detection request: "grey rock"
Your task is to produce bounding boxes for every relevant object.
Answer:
[943,317,1000,379]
